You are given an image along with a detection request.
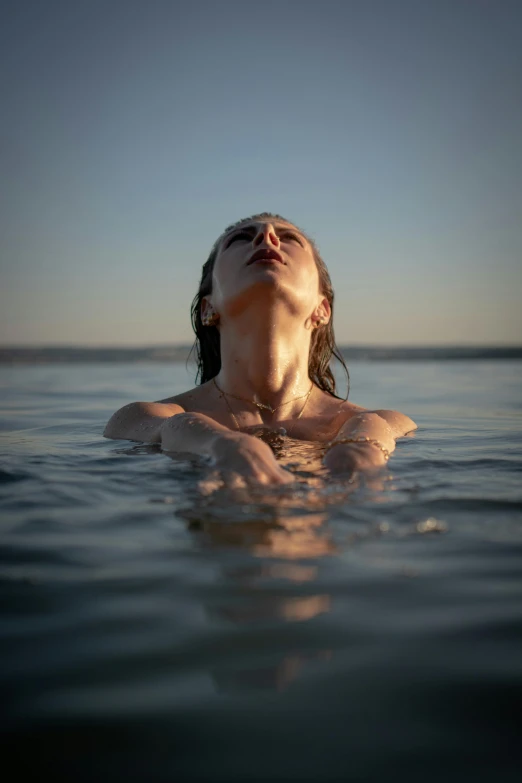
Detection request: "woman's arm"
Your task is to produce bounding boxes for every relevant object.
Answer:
[103,402,293,486]
[103,401,184,443]
[324,410,417,474]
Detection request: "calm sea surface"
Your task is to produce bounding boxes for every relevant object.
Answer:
[1,360,521,781]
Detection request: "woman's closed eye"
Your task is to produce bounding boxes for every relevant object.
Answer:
[225,231,252,247]
[280,232,303,246]
[225,229,304,248]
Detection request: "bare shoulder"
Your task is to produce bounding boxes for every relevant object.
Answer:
[119,400,185,418]
[157,382,211,410]
[368,409,418,436]
[338,399,367,414]
[331,398,417,437]
[103,399,185,440]
[329,397,369,420]
[321,396,369,435]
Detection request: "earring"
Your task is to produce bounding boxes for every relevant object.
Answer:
[202,310,219,327]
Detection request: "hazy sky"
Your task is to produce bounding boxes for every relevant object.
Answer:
[2,0,521,346]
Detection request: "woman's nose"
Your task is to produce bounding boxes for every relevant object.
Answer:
[253,224,279,247]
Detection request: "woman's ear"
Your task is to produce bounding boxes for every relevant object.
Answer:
[312,297,331,327]
[201,297,220,327]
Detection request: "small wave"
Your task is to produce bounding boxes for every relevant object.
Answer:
[417,497,522,512]
[0,468,31,484]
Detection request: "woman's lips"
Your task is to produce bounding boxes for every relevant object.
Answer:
[247,248,284,265]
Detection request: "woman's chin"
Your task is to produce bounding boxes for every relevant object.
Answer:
[220,277,304,317]
[247,262,286,277]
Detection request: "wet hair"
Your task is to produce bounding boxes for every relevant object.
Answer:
[189,212,349,398]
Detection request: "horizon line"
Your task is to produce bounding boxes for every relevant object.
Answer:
[1,341,522,350]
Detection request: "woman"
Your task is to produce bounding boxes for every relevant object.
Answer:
[104,213,417,485]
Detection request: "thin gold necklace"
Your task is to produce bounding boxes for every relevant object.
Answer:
[213,377,313,431]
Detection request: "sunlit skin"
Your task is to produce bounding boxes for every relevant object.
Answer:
[104,219,417,486]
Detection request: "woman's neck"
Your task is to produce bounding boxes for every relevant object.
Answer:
[217,308,313,408]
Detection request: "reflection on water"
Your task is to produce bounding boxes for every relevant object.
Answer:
[211,646,333,694]
[172,430,403,692]
[185,506,337,559]
[179,471,345,692]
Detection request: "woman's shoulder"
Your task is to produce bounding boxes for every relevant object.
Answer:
[329,397,417,436]
[369,408,418,435]
[157,382,212,410]
[325,395,366,418]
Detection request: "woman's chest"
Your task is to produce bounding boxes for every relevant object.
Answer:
[240,413,346,444]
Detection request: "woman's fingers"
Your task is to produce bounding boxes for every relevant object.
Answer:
[197,470,223,496]
[198,464,294,495]
[249,460,294,485]
[274,466,295,484]
[220,466,293,487]
[199,435,296,494]
[223,471,248,489]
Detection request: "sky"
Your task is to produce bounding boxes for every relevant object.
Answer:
[1,0,521,346]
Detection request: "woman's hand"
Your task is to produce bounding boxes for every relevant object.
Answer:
[208,432,295,488]
[154,415,293,493]
[324,411,401,476]
[323,442,388,475]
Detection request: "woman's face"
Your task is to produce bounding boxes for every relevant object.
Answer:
[207,219,328,322]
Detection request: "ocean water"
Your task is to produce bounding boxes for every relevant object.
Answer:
[1,360,521,782]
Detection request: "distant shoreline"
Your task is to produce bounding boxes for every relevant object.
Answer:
[1,345,521,364]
